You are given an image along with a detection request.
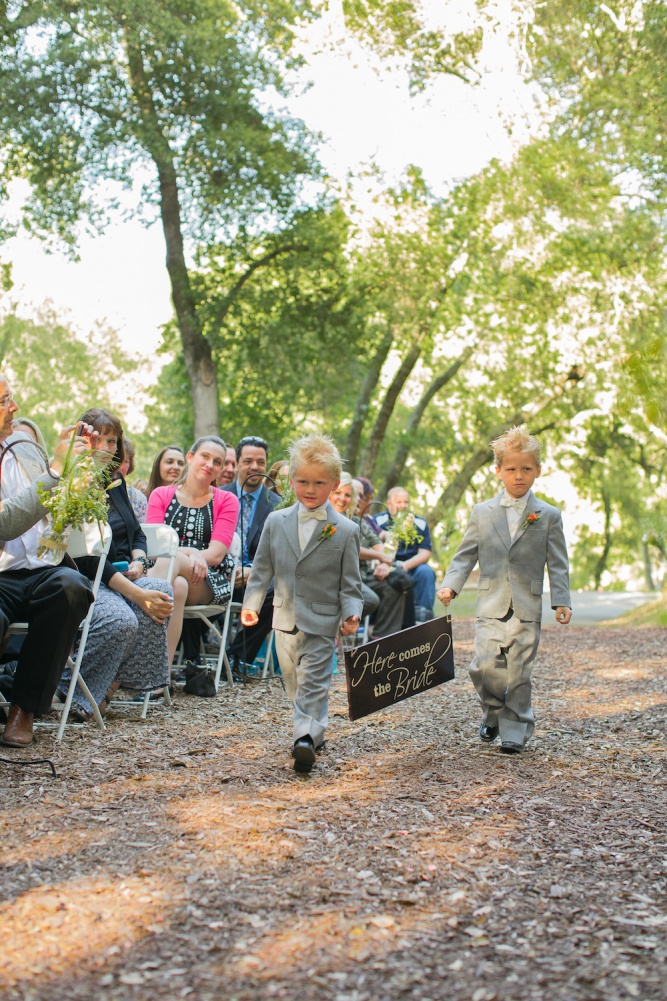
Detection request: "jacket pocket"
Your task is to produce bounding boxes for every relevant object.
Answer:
[478,577,490,590]
[272,596,284,607]
[312,601,339,615]
[530,579,544,595]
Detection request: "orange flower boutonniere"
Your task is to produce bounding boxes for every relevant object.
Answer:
[319,523,337,541]
[521,512,541,531]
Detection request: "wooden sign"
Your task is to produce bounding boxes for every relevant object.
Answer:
[344,616,455,722]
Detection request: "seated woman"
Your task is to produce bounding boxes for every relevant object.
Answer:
[57,408,174,719]
[267,459,290,496]
[146,445,186,497]
[329,472,357,518]
[118,436,148,522]
[328,473,381,625]
[146,436,239,665]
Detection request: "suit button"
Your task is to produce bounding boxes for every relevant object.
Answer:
[296,572,302,578]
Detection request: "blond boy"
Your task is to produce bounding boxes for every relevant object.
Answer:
[437,427,571,753]
[242,434,363,772]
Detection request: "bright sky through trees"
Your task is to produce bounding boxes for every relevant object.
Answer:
[2,1,536,356]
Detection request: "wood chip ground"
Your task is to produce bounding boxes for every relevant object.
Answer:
[1,621,666,1000]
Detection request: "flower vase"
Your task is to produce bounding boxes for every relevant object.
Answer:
[37,524,71,565]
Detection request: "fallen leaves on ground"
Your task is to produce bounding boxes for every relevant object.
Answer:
[0,622,665,1000]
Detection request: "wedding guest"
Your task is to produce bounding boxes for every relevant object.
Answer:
[146,445,186,497]
[221,436,281,675]
[438,426,571,754]
[12,418,47,456]
[331,474,378,623]
[353,477,385,537]
[118,436,148,522]
[147,436,239,666]
[267,459,290,495]
[329,473,357,517]
[0,379,94,747]
[215,445,238,487]
[57,409,174,719]
[375,487,436,623]
[242,434,363,773]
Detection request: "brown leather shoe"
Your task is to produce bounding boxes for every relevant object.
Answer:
[1,704,34,747]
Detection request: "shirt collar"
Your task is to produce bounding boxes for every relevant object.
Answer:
[237,482,264,503]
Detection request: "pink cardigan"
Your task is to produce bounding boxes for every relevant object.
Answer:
[146,486,239,549]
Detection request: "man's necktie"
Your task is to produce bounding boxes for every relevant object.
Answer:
[239,493,254,563]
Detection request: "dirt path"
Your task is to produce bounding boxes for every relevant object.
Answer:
[1,622,666,1001]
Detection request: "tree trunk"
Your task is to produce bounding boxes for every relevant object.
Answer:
[642,538,655,591]
[359,326,428,479]
[123,29,218,437]
[344,327,394,472]
[378,345,474,499]
[593,489,613,589]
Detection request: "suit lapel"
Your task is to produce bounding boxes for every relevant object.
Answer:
[282,504,301,560]
[490,494,511,550]
[510,492,541,546]
[299,502,339,561]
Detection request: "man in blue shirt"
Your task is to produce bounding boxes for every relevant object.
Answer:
[374,487,436,623]
[221,436,281,672]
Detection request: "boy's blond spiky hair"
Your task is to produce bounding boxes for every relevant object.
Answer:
[491,426,542,467]
[289,433,342,480]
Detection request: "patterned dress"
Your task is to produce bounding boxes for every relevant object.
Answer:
[164,496,234,605]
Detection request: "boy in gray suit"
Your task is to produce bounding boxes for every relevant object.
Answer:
[437,427,571,754]
[242,434,363,772]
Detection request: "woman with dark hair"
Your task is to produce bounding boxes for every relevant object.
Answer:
[56,408,174,719]
[118,436,147,522]
[147,435,239,664]
[146,445,186,497]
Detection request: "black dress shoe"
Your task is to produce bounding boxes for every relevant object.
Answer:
[292,736,316,773]
[500,741,523,754]
[479,722,499,742]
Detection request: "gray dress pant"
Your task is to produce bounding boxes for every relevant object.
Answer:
[274,630,335,748]
[470,611,541,745]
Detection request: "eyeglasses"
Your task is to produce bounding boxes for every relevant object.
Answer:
[0,393,16,409]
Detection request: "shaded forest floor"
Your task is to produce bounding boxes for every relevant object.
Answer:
[1,621,666,1001]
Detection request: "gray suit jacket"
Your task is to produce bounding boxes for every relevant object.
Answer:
[0,432,57,548]
[442,491,571,622]
[243,501,364,637]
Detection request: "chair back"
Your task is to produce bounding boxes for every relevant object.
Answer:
[67,522,113,559]
[140,523,180,583]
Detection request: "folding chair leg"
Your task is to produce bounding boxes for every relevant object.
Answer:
[222,651,234,687]
[56,656,106,742]
[163,685,172,707]
[261,632,275,679]
[141,693,150,719]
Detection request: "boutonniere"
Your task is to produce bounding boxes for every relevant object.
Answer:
[521,512,541,531]
[319,523,337,540]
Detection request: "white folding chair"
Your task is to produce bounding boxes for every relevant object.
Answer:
[137,523,180,718]
[182,532,240,691]
[0,522,113,741]
[55,522,113,740]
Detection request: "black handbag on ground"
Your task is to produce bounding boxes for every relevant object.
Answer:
[183,660,217,698]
